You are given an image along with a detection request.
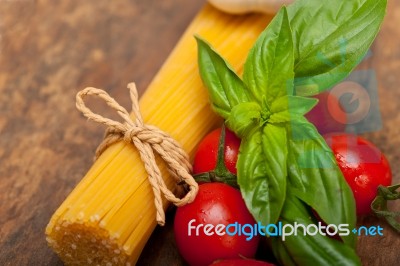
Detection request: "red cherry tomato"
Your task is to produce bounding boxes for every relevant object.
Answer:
[193,127,241,175]
[210,258,275,266]
[324,133,392,215]
[174,183,259,266]
[305,90,347,134]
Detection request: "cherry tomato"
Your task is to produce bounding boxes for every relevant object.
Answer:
[174,183,259,266]
[324,133,392,215]
[210,258,275,266]
[193,127,241,175]
[305,90,347,134]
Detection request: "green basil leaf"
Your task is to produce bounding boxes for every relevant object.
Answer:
[286,96,318,116]
[237,124,287,225]
[195,36,251,119]
[286,116,356,247]
[243,7,294,105]
[271,194,361,266]
[268,95,318,123]
[270,239,297,266]
[226,102,261,138]
[286,0,387,95]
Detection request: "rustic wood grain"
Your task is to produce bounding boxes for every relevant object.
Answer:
[0,0,399,265]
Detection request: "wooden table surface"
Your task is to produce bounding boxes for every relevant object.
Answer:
[0,0,399,265]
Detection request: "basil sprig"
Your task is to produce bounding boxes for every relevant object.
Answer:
[196,0,386,264]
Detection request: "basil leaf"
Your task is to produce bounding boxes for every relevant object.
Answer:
[243,7,294,105]
[286,116,356,247]
[286,0,387,95]
[268,95,318,123]
[196,36,251,119]
[270,240,296,266]
[226,102,261,138]
[285,96,318,116]
[271,194,361,266]
[237,124,287,225]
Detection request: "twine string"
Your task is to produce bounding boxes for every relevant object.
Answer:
[75,82,198,226]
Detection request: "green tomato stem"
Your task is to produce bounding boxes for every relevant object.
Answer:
[193,124,238,188]
[371,184,400,233]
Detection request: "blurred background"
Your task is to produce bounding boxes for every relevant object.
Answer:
[0,0,399,265]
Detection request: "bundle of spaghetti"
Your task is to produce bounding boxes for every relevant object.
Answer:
[45,4,271,265]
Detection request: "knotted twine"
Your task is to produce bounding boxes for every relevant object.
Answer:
[75,82,198,226]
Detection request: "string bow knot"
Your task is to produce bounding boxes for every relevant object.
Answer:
[75,82,198,226]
